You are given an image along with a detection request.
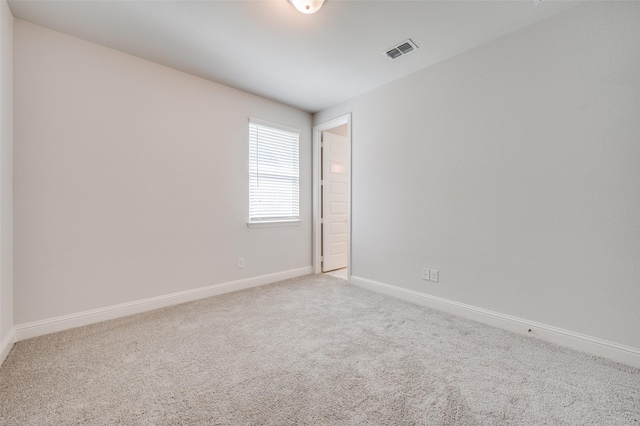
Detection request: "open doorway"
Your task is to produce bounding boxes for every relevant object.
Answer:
[312,114,351,282]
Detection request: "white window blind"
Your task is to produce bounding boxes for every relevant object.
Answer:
[249,118,300,222]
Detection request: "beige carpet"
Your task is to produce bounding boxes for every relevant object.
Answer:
[1,274,639,425]
[323,268,348,281]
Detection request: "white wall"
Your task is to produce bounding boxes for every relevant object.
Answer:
[0,0,14,361]
[315,2,640,349]
[14,20,312,326]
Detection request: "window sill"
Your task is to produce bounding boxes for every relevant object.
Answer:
[247,220,301,229]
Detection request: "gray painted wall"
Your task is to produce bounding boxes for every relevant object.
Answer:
[0,0,13,348]
[13,20,312,324]
[315,2,640,348]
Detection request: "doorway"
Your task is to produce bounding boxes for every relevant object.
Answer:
[312,114,351,281]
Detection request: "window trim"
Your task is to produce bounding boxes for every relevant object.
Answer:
[247,117,301,227]
[249,117,300,136]
[246,219,301,229]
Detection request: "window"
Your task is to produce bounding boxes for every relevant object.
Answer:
[248,118,300,225]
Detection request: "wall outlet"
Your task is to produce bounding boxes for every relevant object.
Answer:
[430,269,439,282]
[238,258,244,268]
[422,268,430,281]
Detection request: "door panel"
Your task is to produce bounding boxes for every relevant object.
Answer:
[331,223,347,235]
[330,202,347,214]
[330,161,347,174]
[322,131,348,272]
[331,182,347,194]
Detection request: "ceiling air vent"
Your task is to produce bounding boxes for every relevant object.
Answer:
[385,39,418,60]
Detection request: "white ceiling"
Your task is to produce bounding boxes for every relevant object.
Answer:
[8,0,579,113]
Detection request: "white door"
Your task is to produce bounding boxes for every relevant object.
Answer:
[322,131,348,272]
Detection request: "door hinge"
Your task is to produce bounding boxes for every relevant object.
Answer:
[320,179,324,186]
[320,256,324,262]
[320,218,324,224]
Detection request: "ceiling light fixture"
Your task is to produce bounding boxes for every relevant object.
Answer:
[288,0,325,14]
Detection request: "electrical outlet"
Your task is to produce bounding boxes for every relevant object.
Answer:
[238,258,244,268]
[422,268,430,281]
[430,269,439,282]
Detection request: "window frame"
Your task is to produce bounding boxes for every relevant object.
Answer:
[247,117,301,228]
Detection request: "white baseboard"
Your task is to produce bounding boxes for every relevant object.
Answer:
[0,327,16,367]
[351,275,640,369]
[15,266,313,342]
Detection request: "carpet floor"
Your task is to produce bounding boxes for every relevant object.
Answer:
[1,274,639,425]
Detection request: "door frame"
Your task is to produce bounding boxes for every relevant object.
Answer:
[312,113,352,280]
